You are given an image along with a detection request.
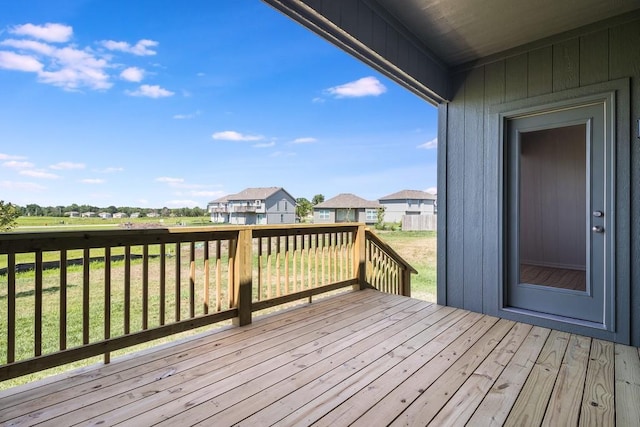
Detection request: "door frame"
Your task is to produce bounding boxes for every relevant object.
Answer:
[488,78,630,343]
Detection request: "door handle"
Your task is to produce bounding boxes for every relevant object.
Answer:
[592,226,604,233]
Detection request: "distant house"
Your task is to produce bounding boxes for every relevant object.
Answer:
[313,193,381,224]
[378,190,437,222]
[147,212,159,218]
[207,187,296,225]
[98,212,112,219]
[207,195,230,224]
[113,212,128,219]
[81,212,96,218]
[65,211,80,218]
[130,212,140,218]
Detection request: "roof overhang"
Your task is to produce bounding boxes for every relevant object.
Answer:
[263,0,640,104]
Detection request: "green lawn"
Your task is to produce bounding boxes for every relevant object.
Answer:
[14,216,213,231]
[373,230,437,302]
[0,229,436,391]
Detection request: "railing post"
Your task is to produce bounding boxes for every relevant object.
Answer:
[353,225,367,291]
[402,268,412,297]
[233,229,253,326]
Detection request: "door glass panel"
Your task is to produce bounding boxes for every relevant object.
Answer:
[518,124,586,291]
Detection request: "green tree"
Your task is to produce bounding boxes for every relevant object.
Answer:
[311,194,325,205]
[295,197,312,220]
[0,200,20,231]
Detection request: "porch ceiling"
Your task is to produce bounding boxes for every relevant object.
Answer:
[372,0,640,66]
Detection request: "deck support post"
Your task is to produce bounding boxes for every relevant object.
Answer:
[353,224,367,291]
[233,229,253,326]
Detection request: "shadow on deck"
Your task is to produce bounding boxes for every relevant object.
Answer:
[1,289,638,426]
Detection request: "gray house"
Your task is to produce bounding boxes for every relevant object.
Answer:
[265,1,640,346]
[313,193,381,224]
[207,195,230,224]
[208,187,296,225]
[378,189,436,222]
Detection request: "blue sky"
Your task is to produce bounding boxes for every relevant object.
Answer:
[0,0,437,209]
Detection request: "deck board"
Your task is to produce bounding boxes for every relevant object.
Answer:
[0,289,638,426]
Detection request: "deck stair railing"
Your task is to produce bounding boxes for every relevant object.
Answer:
[0,223,415,382]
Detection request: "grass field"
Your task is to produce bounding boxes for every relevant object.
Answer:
[374,230,436,302]
[0,227,436,391]
[14,216,213,232]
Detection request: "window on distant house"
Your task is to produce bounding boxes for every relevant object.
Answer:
[366,209,377,221]
[319,209,330,220]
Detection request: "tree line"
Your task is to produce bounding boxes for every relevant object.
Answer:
[9,203,207,218]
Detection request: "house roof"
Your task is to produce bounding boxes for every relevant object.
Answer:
[227,187,293,201]
[315,193,381,209]
[208,195,230,204]
[379,190,436,201]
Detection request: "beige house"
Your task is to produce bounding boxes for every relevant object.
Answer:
[313,193,381,224]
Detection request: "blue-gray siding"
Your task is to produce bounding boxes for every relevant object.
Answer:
[439,15,639,345]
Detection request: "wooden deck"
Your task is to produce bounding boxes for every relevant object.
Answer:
[1,289,638,426]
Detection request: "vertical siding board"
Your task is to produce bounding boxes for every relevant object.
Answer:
[385,25,399,65]
[553,38,580,91]
[528,47,553,96]
[339,0,358,36]
[483,60,506,315]
[356,1,373,48]
[505,53,528,101]
[580,30,609,86]
[371,12,387,56]
[397,37,410,74]
[437,102,448,306]
[320,0,340,26]
[446,74,466,308]
[463,67,485,312]
[609,20,639,346]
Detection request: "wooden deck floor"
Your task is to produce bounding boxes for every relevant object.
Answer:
[1,289,639,426]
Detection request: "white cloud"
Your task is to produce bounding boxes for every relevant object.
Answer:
[2,160,34,169]
[165,199,200,208]
[0,153,26,160]
[0,51,43,72]
[10,23,73,43]
[425,187,437,195]
[212,130,263,141]
[1,39,55,55]
[126,84,174,98]
[312,97,325,104]
[1,37,111,90]
[19,169,59,179]
[156,176,184,184]
[0,180,46,191]
[96,167,124,173]
[101,39,158,56]
[120,66,144,82]
[50,161,85,170]
[173,110,201,120]
[80,178,105,184]
[270,151,296,158]
[253,142,276,148]
[417,137,437,149]
[325,76,386,98]
[292,137,317,144]
[0,26,164,91]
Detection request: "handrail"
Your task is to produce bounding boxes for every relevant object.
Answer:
[0,223,415,382]
[365,229,417,297]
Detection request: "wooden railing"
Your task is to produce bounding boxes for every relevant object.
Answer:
[365,230,417,297]
[0,224,414,382]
